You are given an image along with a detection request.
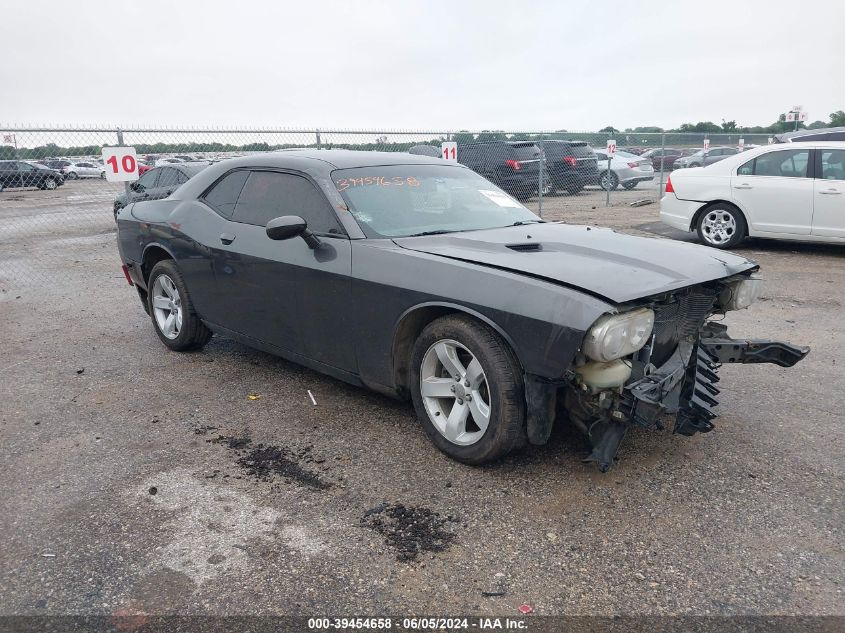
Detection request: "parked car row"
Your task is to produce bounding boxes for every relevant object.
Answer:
[455,140,655,197]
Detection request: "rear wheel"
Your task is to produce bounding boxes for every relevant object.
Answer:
[622,181,638,190]
[67,172,79,180]
[696,203,746,249]
[41,177,58,190]
[599,170,619,191]
[409,315,526,465]
[147,260,212,351]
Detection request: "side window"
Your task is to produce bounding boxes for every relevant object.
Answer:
[158,167,181,188]
[201,170,249,219]
[232,171,342,234]
[17,162,35,172]
[136,169,160,190]
[752,149,809,178]
[737,158,755,176]
[595,152,608,161]
[176,170,190,185]
[820,150,845,181]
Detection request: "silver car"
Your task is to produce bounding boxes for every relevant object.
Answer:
[593,149,655,190]
[673,146,740,169]
[64,160,105,179]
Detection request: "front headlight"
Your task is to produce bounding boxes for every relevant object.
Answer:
[582,308,655,362]
[720,278,764,311]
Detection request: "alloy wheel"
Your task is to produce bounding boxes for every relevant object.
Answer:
[151,274,183,339]
[44,178,57,190]
[701,209,737,246]
[419,339,491,446]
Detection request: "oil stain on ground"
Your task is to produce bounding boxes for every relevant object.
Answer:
[362,503,459,562]
[206,433,331,490]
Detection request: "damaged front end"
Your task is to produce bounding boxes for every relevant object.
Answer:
[562,276,809,472]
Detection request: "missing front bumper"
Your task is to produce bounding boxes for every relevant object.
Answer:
[566,323,810,471]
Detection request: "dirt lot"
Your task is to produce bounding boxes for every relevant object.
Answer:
[1,178,843,618]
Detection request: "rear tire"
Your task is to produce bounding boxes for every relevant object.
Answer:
[622,181,638,190]
[409,314,526,465]
[147,260,212,351]
[696,203,746,249]
[599,170,619,191]
[41,178,58,190]
[67,172,79,180]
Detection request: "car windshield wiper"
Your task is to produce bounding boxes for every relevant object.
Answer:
[406,229,458,237]
[510,220,544,226]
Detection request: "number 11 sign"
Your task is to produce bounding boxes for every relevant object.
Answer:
[101,146,139,182]
[441,141,457,162]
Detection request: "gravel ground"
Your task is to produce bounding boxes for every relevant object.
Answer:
[1,179,843,618]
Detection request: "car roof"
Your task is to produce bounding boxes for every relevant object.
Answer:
[775,127,845,142]
[201,149,456,169]
[459,141,538,148]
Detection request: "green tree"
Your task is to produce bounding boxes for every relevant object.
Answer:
[721,120,738,132]
[599,126,619,134]
[829,110,845,126]
[0,145,16,159]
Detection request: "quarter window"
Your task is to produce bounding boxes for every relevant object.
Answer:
[820,150,845,181]
[201,170,249,218]
[736,149,810,178]
[158,167,181,188]
[232,171,342,234]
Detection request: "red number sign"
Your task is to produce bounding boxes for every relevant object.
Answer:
[101,146,139,182]
[441,142,458,162]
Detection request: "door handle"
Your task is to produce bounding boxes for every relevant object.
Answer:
[819,189,842,195]
[734,183,753,189]
[219,233,236,245]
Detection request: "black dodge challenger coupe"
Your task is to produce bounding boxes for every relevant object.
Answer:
[116,150,808,471]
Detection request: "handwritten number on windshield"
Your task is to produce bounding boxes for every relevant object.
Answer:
[335,176,421,192]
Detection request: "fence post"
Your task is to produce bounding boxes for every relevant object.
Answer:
[658,132,666,196]
[316,129,321,150]
[116,128,131,203]
[537,134,544,218]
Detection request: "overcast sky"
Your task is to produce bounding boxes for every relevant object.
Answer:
[3,0,843,131]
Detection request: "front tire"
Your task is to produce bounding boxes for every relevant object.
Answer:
[696,203,746,249]
[409,315,526,465]
[147,260,212,351]
[41,177,58,190]
[67,172,79,180]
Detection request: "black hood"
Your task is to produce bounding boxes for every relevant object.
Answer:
[393,223,756,304]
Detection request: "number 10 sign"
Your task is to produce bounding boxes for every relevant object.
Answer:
[101,146,139,182]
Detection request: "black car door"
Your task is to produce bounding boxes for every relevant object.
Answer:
[16,162,40,187]
[0,161,19,188]
[205,169,355,372]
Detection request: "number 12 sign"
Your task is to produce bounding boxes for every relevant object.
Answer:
[606,139,617,156]
[102,146,139,182]
[441,141,457,162]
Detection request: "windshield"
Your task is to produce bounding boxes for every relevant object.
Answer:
[333,164,541,238]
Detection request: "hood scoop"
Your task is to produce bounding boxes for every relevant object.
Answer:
[506,242,542,252]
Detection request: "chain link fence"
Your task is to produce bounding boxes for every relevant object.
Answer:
[0,126,776,289]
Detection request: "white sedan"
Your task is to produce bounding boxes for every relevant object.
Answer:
[660,142,845,248]
[64,161,105,179]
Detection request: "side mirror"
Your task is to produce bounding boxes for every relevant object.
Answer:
[130,181,143,192]
[266,215,321,249]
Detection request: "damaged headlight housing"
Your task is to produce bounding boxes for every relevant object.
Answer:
[582,308,655,362]
[720,278,764,311]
